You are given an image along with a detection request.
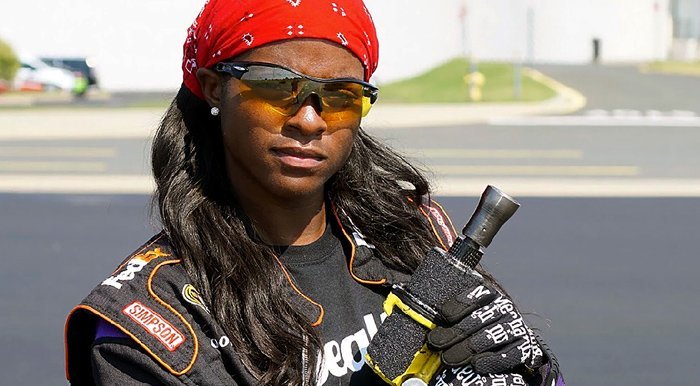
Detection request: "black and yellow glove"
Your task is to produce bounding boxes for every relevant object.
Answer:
[427,273,544,375]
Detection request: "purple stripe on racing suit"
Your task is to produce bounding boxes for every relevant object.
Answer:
[95,319,128,340]
[540,361,566,386]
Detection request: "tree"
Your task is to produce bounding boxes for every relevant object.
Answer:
[0,38,20,82]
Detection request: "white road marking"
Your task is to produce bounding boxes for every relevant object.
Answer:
[0,174,154,194]
[2,174,699,197]
[0,147,116,158]
[434,178,700,197]
[0,161,107,172]
[586,109,697,118]
[431,165,640,177]
[401,148,583,159]
[489,115,700,127]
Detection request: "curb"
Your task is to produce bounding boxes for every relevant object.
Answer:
[522,68,588,115]
[0,108,162,141]
[0,90,111,107]
[362,67,587,129]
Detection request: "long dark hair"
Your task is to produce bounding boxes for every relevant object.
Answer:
[151,85,501,385]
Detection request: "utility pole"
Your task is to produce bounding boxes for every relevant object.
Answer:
[460,0,483,101]
[515,0,535,100]
[526,1,535,65]
[459,1,477,72]
[459,2,468,59]
[653,0,663,60]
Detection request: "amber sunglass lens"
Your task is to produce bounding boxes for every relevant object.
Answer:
[319,100,363,122]
[318,83,364,122]
[321,109,362,123]
[240,66,301,114]
[236,65,368,122]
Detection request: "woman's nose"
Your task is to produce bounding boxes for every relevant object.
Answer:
[283,96,327,138]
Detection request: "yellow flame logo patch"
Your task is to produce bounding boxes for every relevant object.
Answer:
[182,284,210,313]
[134,248,169,264]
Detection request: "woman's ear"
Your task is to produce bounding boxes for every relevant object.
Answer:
[196,68,222,107]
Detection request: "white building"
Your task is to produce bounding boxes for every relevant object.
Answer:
[0,0,696,90]
[367,0,684,83]
[670,0,700,59]
[461,0,673,63]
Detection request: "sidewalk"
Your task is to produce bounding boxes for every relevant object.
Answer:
[0,89,111,107]
[0,108,163,141]
[0,69,585,140]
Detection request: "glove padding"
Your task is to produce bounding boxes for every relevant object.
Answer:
[426,271,544,374]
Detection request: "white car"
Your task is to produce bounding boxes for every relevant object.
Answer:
[15,54,77,91]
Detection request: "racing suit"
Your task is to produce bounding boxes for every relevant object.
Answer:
[65,199,563,385]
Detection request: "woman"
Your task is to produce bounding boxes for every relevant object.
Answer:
[65,1,563,385]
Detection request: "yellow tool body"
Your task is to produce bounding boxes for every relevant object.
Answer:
[365,292,442,386]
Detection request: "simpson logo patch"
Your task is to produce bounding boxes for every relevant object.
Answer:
[102,248,170,289]
[122,301,185,352]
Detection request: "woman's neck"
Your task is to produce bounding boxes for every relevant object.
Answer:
[238,191,327,246]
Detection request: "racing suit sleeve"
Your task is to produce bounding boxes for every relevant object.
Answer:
[90,337,186,385]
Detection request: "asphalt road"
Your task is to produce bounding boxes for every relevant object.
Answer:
[2,119,698,179]
[1,193,699,385]
[376,123,700,180]
[533,64,700,114]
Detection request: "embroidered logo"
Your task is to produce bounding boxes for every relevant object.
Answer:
[182,284,210,313]
[210,335,231,349]
[102,248,170,289]
[425,206,454,246]
[122,301,185,352]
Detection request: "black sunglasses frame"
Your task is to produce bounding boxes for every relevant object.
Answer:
[214,61,379,104]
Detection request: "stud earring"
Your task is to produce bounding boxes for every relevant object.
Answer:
[210,106,220,116]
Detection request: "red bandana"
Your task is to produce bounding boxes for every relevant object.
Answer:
[182,0,380,99]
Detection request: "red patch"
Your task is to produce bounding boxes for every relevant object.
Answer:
[122,301,185,352]
[425,205,454,246]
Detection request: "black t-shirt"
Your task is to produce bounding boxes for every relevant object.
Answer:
[278,222,388,385]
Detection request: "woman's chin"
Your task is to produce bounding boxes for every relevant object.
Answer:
[268,175,327,201]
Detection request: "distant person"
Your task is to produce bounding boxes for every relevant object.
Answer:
[64,1,563,385]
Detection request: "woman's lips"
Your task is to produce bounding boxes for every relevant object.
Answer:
[272,147,326,168]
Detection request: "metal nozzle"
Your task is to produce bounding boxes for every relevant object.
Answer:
[462,185,520,248]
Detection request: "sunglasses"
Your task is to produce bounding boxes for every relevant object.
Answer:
[215,61,379,123]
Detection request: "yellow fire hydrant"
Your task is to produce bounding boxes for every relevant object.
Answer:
[463,71,485,102]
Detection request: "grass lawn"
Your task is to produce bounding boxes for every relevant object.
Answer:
[643,61,700,76]
[377,58,556,103]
